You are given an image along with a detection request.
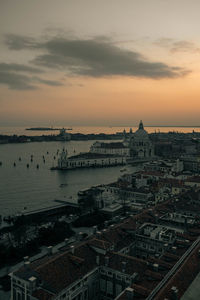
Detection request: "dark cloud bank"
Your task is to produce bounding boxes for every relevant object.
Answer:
[1,34,189,90]
[0,62,62,90]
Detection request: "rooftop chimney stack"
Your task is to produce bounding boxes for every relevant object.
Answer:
[64,238,69,246]
[105,256,109,267]
[47,246,53,255]
[96,255,100,265]
[122,261,127,273]
[70,245,75,254]
[126,287,134,299]
[24,261,30,269]
[171,286,179,300]
[93,226,97,234]
[23,256,29,262]
[153,263,159,272]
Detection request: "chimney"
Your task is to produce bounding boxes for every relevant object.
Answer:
[28,276,37,291]
[93,226,97,234]
[171,246,177,253]
[24,261,30,269]
[198,249,200,258]
[70,245,75,254]
[47,246,53,255]
[77,232,83,241]
[23,256,29,262]
[171,286,179,300]
[105,256,109,267]
[96,231,102,239]
[64,238,69,246]
[104,221,109,228]
[122,261,127,273]
[126,287,134,299]
[96,255,100,265]
[153,263,159,272]
[164,243,168,251]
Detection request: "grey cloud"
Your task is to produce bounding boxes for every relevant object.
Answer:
[34,37,187,78]
[5,34,188,79]
[154,38,174,47]
[5,34,39,50]
[32,76,63,86]
[0,63,62,90]
[0,71,36,90]
[155,38,200,54]
[0,63,43,73]
[170,41,200,54]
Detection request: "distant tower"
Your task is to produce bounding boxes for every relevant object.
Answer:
[139,120,144,130]
[59,128,71,141]
[58,148,68,168]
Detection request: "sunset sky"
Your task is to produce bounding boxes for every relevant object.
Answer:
[1,0,200,126]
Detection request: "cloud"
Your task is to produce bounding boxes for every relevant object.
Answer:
[170,41,200,54]
[5,34,39,50]
[32,76,63,86]
[0,71,36,90]
[0,63,43,73]
[5,34,188,79]
[154,38,200,54]
[0,63,62,90]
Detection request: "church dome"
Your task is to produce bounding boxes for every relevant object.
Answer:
[134,120,148,139]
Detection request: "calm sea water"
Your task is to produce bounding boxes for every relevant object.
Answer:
[0,125,198,218]
[0,139,141,217]
[0,125,199,136]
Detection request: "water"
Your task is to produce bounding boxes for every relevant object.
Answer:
[0,125,199,136]
[0,124,198,218]
[0,139,140,217]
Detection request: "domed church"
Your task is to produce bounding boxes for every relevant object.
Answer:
[129,120,154,159]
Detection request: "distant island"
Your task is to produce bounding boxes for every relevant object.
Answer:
[26,127,72,131]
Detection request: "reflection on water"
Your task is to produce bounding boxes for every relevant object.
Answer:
[0,125,199,136]
[0,140,140,217]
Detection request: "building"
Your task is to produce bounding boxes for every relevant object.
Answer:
[9,187,200,300]
[127,121,154,159]
[56,149,126,170]
[90,142,130,157]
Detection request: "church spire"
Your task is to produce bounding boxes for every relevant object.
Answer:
[139,120,144,130]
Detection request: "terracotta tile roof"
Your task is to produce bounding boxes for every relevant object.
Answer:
[144,269,163,281]
[97,227,133,251]
[132,283,151,297]
[32,289,55,300]
[101,252,148,276]
[148,257,174,270]
[88,238,111,250]
[16,243,97,294]
[155,246,200,300]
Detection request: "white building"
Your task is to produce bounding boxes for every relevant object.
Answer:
[128,120,154,159]
[90,142,129,156]
[57,149,126,170]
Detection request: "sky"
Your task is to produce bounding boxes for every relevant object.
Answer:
[1,0,200,126]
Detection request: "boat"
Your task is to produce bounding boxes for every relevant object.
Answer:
[120,168,127,172]
[60,183,68,187]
